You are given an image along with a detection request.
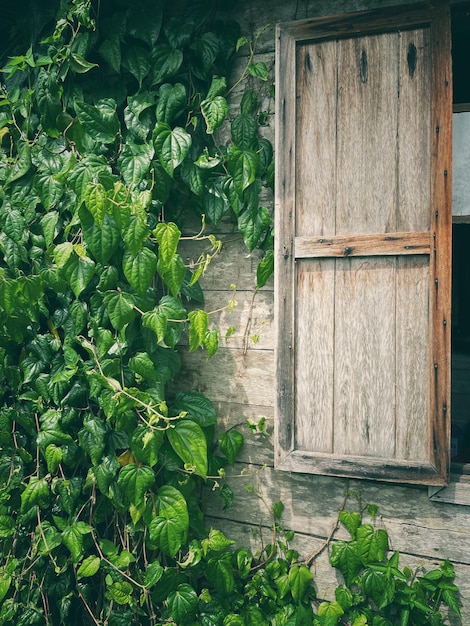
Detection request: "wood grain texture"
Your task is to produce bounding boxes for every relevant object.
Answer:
[295,231,431,257]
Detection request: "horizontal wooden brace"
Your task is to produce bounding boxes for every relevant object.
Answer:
[294,231,431,258]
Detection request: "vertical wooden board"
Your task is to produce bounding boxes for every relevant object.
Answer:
[336,33,398,235]
[333,257,396,457]
[295,41,337,237]
[294,259,335,451]
[397,28,432,231]
[396,256,430,461]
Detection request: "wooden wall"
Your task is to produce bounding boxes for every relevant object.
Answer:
[177,0,470,622]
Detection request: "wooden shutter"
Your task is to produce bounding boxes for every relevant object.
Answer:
[275,3,452,485]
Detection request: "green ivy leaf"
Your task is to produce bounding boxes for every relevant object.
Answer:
[117,463,155,506]
[78,415,107,465]
[157,253,185,297]
[237,206,271,252]
[206,552,235,595]
[45,444,63,473]
[231,114,258,150]
[118,142,154,185]
[84,182,107,226]
[256,249,274,288]
[151,45,183,85]
[122,44,151,85]
[173,392,217,428]
[6,141,31,185]
[339,510,362,540]
[0,516,16,538]
[329,541,362,587]
[123,212,150,255]
[288,564,313,604]
[167,418,208,475]
[80,207,120,265]
[20,477,49,513]
[129,353,157,382]
[63,253,96,297]
[103,290,136,330]
[218,430,243,465]
[75,99,120,144]
[206,75,227,100]
[156,83,186,125]
[227,146,259,196]
[99,35,121,73]
[128,2,163,46]
[153,123,192,177]
[356,525,389,564]
[130,425,164,467]
[123,247,158,295]
[77,555,101,579]
[154,221,181,267]
[144,561,164,588]
[201,96,229,134]
[247,61,269,81]
[107,580,133,605]
[150,485,189,556]
[167,584,198,624]
[61,522,91,563]
[188,309,208,351]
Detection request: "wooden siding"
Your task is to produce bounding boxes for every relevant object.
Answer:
[176,1,470,623]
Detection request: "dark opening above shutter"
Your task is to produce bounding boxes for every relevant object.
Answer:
[275,2,452,485]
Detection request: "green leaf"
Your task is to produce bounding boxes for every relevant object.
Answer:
[45,444,63,473]
[63,253,95,297]
[167,584,198,624]
[75,99,120,143]
[356,525,388,564]
[206,75,227,100]
[237,206,271,251]
[80,206,120,265]
[78,415,107,465]
[61,522,91,563]
[77,555,101,579]
[257,249,274,288]
[117,464,155,506]
[157,253,186,297]
[203,328,219,359]
[103,290,136,330]
[123,212,150,255]
[7,141,31,185]
[99,35,121,73]
[218,430,243,465]
[240,90,258,115]
[201,96,229,134]
[129,353,157,382]
[84,182,107,226]
[156,83,186,125]
[107,580,133,605]
[69,52,98,73]
[131,425,164,467]
[247,61,269,81]
[128,2,163,46]
[203,177,229,224]
[288,564,313,603]
[123,247,158,295]
[188,309,208,351]
[41,211,59,247]
[329,541,362,586]
[339,511,362,539]
[227,146,259,196]
[174,392,217,427]
[118,142,154,185]
[0,516,15,538]
[167,419,208,475]
[154,221,181,267]
[203,529,235,554]
[149,485,189,556]
[20,477,49,513]
[231,114,258,150]
[122,44,151,85]
[206,552,235,594]
[144,561,164,588]
[151,45,183,84]
[153,123,192,177]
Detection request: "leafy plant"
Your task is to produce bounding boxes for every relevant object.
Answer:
[314,506,461,626]
[0,0,461,625]
[0,0,271,623]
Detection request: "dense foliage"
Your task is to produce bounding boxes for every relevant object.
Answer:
[0,0,461,624]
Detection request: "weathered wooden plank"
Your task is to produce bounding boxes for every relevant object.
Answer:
[336,32,398,235]
[396,256,431,461]
[295,231,431,258]
[295,40,337,237]
[429,3,453,482]
[204,465,470,565]
[333,257,396,457]
[176,347,275,407]
[294,259,335,452]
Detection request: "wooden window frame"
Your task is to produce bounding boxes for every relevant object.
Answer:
[274,3,452,485]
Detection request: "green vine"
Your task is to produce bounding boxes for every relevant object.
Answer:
[0,0,461,624]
